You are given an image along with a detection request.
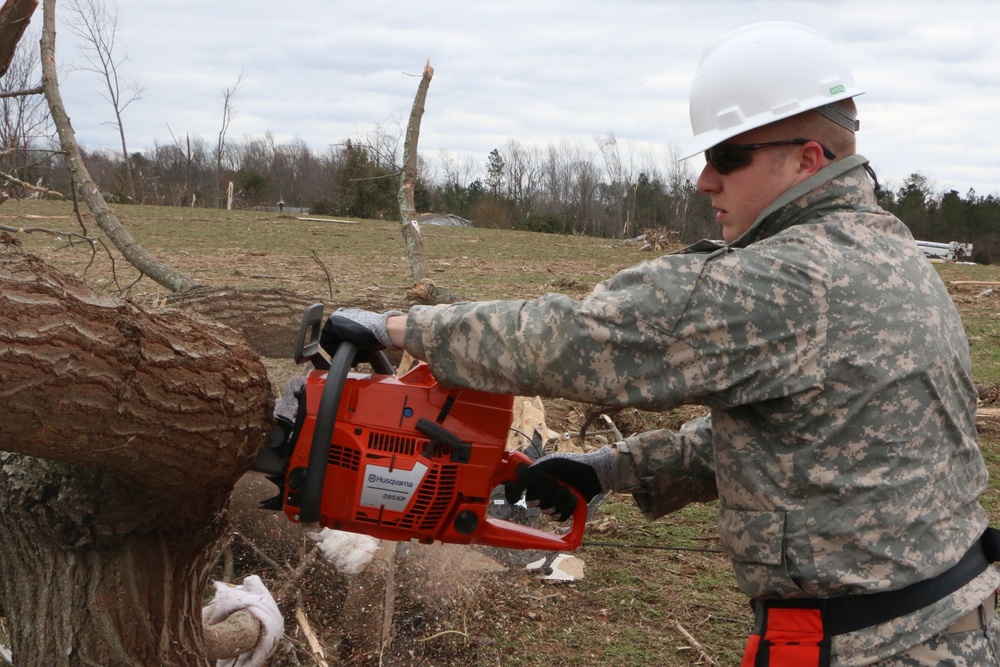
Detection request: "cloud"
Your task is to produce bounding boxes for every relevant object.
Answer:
[46,0,1000,196]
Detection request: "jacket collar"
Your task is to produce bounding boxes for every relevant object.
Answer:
[729,154,872,248]
[677,155,874,255]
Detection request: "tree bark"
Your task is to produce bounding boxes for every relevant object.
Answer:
[166,286,324,359]
[40,0,195,293]
[0,234,272,665]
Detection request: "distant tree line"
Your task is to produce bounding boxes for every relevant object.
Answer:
[876,173,1000,264]
[0,131,990,262]
[69,136,1000,262]
[0,35,995,262]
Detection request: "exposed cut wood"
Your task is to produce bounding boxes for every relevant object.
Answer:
[978,407,1000,422]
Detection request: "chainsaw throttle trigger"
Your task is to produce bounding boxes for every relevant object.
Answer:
[416,417,472,463]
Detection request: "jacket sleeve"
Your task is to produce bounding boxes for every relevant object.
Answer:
[403,253,714,410]
[617,415,718,519]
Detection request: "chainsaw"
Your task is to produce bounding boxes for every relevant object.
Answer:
[252,304,586,551]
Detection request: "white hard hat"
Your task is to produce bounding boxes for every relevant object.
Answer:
[680,21,865,159]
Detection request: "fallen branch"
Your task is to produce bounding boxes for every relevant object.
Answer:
[272,545,322,605]
[295,605,330,667]
[0,223,95,243]
[673,620,720,667]
[296,216,358,224]
[311,249,334,299]
[0,168,62,196]
[977,407,1000,422]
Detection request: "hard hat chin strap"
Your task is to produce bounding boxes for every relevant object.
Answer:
[816,103,860,132]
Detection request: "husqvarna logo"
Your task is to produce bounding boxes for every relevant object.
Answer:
[360,462,428,512]
[367,473,414,488]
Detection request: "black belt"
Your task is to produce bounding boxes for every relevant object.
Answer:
[752,527,1000,637]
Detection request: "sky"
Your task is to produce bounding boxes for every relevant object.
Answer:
[37,0,1000,198]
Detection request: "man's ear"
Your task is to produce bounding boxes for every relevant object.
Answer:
[798,141,827,176]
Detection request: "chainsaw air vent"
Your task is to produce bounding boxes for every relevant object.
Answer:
[416,465,459,530]
[328,444,361,471]
[353,464,460,531]
[368,430,418,456]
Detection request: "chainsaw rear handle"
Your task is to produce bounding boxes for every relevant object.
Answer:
[478,450,588,551]
[299,335,394,527]
[294,303,329,369]
[294,303,395,374]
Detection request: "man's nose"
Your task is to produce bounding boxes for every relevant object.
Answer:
[696,164,720,194]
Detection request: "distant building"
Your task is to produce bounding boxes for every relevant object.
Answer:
[415,213,473,228]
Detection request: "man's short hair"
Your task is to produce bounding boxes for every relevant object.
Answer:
[776,99,858,158]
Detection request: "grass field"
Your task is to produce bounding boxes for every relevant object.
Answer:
[3,199,1000,666]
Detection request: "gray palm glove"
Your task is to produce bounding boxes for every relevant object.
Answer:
[505,446,620,521]
[319,307,403,361]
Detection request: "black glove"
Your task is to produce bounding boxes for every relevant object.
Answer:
[319,308,402,364]
[504,448,619,521]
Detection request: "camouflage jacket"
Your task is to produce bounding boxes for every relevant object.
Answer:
[405,156,998,664]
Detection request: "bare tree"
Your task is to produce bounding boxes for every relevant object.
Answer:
[361,115,403,173]
[215,72,244,208]
[398,60,430,284]
[595,131,639,237]
[663,141,696,239]
[500,138,541,219]
[0,26,52,196]
[40,0,194,291]
[397,59,458,303]
[65,0,143,201]
[437,149,479,190]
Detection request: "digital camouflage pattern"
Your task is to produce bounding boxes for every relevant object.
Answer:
[868,605,1000,666]
[404,155,1000,664]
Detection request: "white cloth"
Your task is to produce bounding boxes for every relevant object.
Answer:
[202,575,283,667]
[311,528,379,575]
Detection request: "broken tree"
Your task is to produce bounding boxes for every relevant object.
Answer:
[397,59,458,304]
[0,1,281,663]
[0,233,272,665]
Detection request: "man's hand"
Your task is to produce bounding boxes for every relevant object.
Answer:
[504,447,620,521]
[320,308,403,362]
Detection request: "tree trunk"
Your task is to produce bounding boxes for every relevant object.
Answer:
[165,286,325,359]
[0,234,272,665]
[398,59,432,285]
[397,60,458,305]
[40,0,195,293]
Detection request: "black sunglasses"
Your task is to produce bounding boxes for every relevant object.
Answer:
[705,139,837,175]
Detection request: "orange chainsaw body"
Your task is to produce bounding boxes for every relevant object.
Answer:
[280,361,585,551]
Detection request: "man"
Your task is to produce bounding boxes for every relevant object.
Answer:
[323,22,1000,666]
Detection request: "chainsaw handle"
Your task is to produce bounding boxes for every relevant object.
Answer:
[299,339,394,526]
[294,303,330,369]
[476,450,588,551]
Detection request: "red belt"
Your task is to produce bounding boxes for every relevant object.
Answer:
[741,603,831,667]
[741,529,999,667]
